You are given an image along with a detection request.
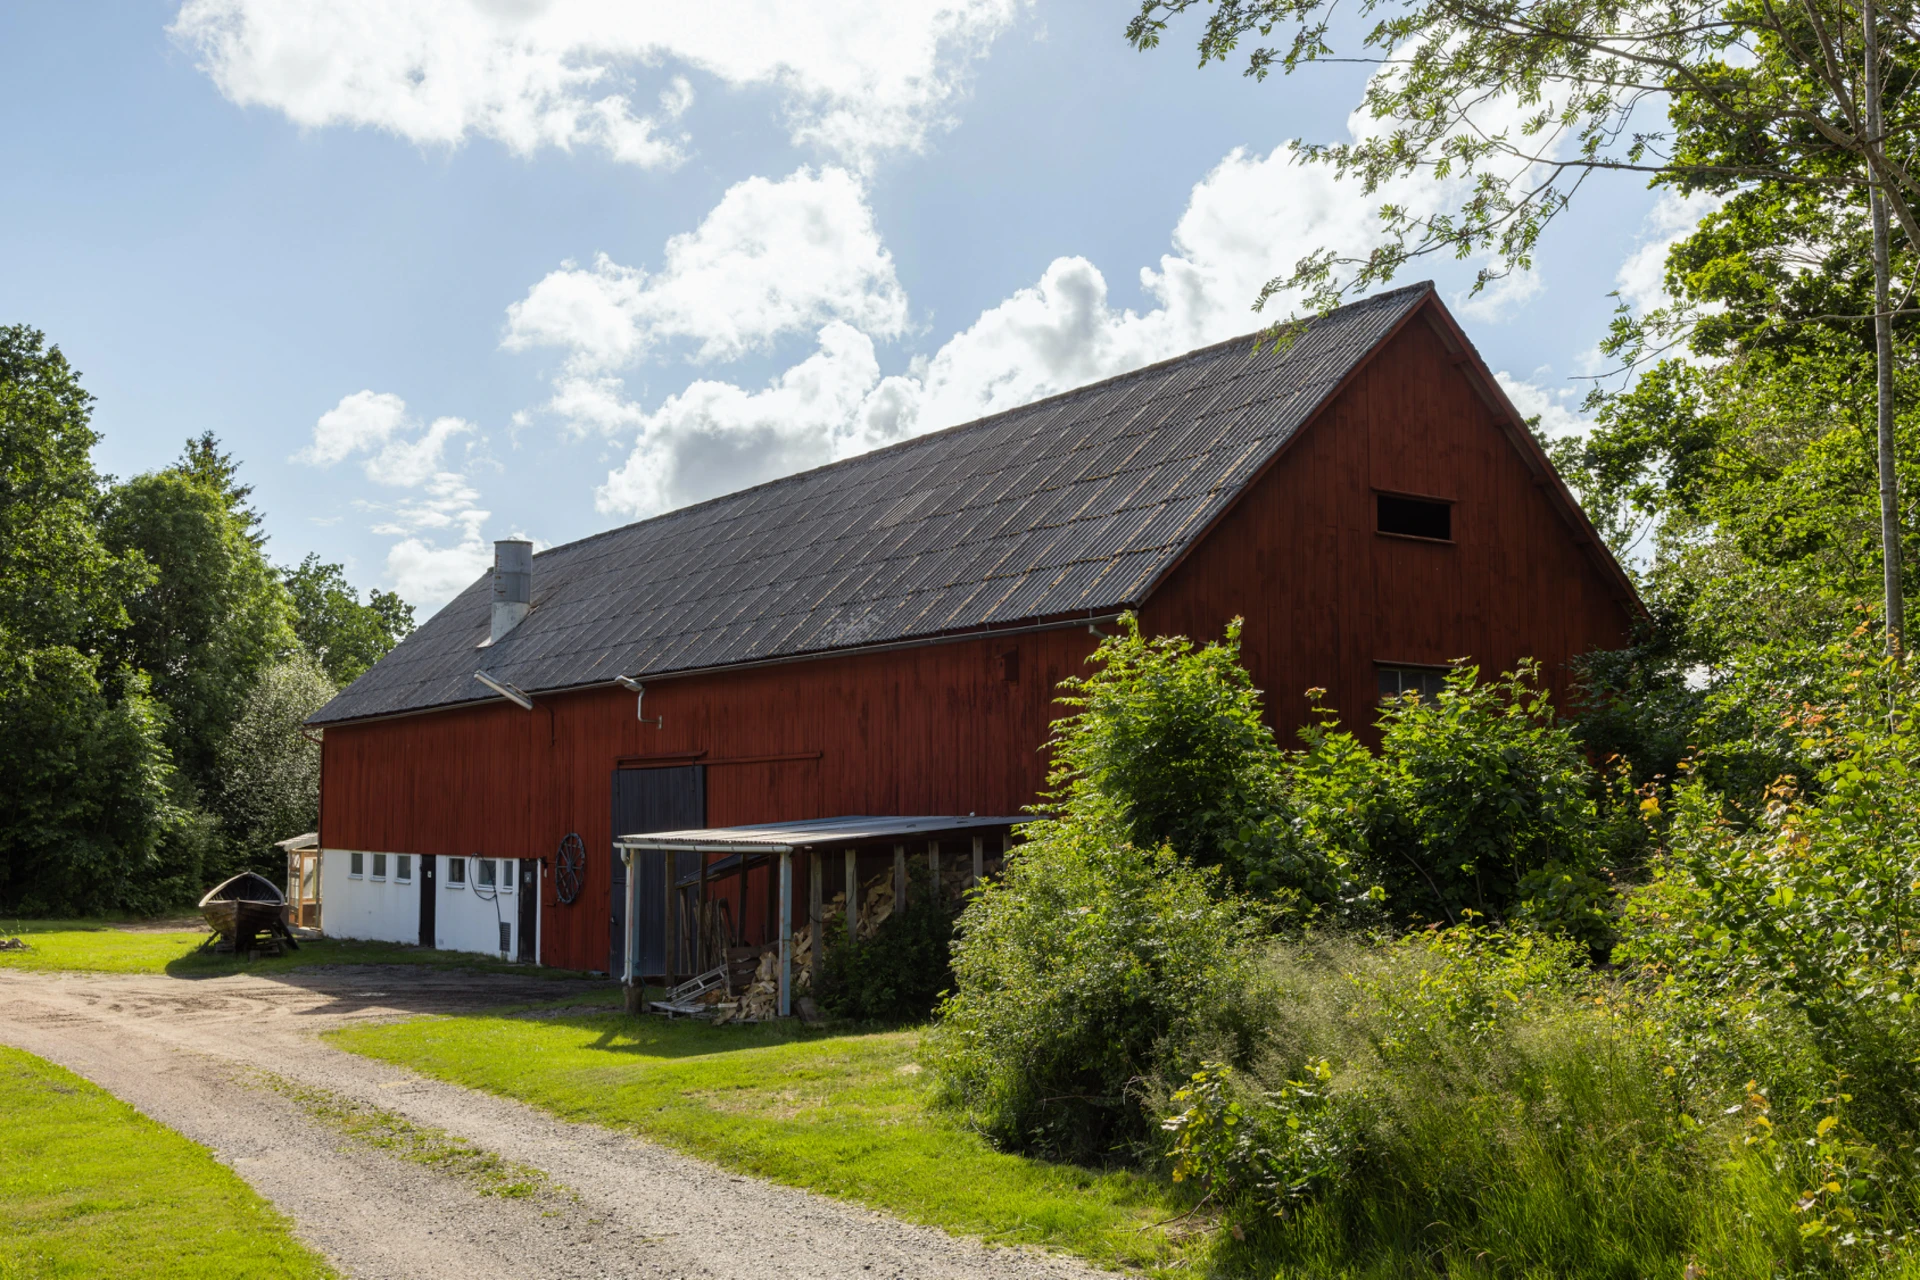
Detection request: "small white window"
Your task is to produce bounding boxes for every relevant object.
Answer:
[476,858,497,889]
[499,858,515,893]
[1378,665,1449,703]
[372,853,387,880]
[448,857,467,887]
[349,851,365,878]
[395,855,412,883]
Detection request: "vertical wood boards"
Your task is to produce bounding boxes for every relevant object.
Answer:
[1141,310,1633,735]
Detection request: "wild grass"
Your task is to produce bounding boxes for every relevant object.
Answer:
[0,918,591,978]
[1164,935,1920,1280]
[329,1007,1207,1276]
[0,1043,334,1279]
[256,1073,552,1199]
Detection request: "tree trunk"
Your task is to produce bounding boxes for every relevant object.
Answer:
[1866,0,1904,654]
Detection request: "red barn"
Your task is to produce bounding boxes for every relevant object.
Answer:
[307,283,1638,976]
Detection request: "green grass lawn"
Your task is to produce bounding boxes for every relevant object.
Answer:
[0,919,594,979]
[331,1010,1207,1275]
[0,1043,335,1280]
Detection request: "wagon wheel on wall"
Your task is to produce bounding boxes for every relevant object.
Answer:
[554,833,585,905]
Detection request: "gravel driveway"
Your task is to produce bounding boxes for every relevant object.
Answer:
[0,966,1106,1280]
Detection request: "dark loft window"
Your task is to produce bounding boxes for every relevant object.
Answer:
[1378,665,1449,702]
[1377,494,1451,540]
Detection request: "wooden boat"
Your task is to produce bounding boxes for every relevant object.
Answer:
[198,872,296,949]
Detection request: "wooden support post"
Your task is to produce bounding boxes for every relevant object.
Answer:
[662,847,678,992]
[927,840,941,903]
[809,850,823,993]
[697,851,710,970]
[971,835,984,890]
[778,850,792,1017]
[765,849,777,946]
[735,852,748,955]
[845,848,858,943]
[893,843,907,911]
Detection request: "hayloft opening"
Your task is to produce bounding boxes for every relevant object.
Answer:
[1377,493,1452,541]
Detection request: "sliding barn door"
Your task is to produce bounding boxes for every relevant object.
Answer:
[608,765,705,978]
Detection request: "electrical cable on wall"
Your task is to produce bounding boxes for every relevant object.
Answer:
[472,852,508,956]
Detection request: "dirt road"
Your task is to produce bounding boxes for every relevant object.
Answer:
[0,966,1103,1280]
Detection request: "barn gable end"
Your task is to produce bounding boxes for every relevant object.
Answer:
[1141,296,1634,731]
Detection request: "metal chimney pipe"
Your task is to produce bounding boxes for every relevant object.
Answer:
[490,539,532,643]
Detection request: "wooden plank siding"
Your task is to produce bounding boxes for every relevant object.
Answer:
[319,626,1098,972]
[1141,311,1631,732]
[318,299,1635,973]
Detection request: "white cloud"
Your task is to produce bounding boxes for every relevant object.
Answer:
[596,321,893,515]
[299,389,407,466]
[566,132,1457,518]
[512,55,1579,523]
[299,392,495,607]
[297,390,473,484]
[1616,189,1724,314]
[1497,370,1588,439]
[377,473,495,607]
[1453,268,1544,323]
[170,0,1020,169]
[505,166,908,380]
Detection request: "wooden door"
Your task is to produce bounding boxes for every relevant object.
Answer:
[608,766,705,978]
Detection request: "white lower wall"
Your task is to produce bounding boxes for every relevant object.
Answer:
[436,856,523,957]
[318,850,420,944]
[320,850,537,961]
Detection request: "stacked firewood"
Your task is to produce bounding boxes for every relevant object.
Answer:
[708,868,905,1023]
[714,950,780,1024]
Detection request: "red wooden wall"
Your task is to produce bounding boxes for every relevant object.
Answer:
[320,626,1098,971]
[1141,306,1633,735]
[319,299,1636,972]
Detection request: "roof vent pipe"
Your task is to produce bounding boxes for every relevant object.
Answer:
[491,539,533,643]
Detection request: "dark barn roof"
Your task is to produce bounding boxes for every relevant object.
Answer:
[312,283,1434,726]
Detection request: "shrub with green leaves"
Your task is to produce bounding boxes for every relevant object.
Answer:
[820,868,957,1023]
[1620,650,1920,1148]
[926,824,1265,1161]
[1288,661,1609,945]
[1045,614,1351,907]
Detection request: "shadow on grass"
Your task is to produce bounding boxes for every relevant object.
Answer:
[436,995,866,1062]
[158,937,600,982]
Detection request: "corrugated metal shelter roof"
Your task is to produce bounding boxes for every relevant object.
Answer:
[311,283,1434,726]
[614,814,1023,853]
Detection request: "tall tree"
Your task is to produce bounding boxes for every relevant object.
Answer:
[212,652,335,857]
[283,554,415,686]
[0,326,146,649]
[1128,0,1919,647]
[101,440,297,794]
[0,328,185,914]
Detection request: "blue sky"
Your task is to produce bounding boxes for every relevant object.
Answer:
[0,1,1681,611]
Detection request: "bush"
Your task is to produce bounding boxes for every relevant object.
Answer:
[1619,651,1920,1151]
[1288,661,1610,946]
[1046,614,1351,907]
[0,643,189,916]
[926,823,1266,1162]
[819,868,957,1022]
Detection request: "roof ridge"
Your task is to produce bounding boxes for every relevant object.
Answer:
[536,282,1436,562]
[312,280,1437,724]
